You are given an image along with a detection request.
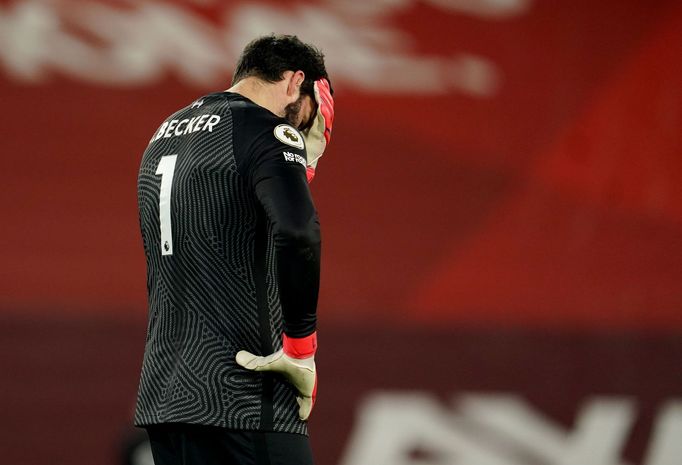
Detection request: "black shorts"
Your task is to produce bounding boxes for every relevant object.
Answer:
[145,423,314,465]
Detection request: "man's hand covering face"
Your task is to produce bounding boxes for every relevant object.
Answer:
[302,78,334,183]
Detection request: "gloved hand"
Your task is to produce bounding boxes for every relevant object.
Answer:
[302,78,334,182]
[236,332,318,420]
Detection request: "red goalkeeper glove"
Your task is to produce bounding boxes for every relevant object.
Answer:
[303,78,334,183]
[236,332,318,420]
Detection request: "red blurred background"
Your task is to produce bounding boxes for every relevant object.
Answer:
[1,1,681,464]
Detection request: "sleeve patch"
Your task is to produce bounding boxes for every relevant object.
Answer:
[283,151,307,167]
[274,124,305,149]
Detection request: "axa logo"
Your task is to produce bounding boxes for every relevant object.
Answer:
[340,392,682,465]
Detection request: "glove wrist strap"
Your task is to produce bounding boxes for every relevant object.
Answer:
[283,331,317,359]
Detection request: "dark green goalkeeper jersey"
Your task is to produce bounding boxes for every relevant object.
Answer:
[134,92,320,435]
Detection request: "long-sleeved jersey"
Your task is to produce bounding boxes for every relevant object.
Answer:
[134,92,320,435]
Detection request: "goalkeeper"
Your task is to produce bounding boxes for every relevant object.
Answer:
[134,34,334,465]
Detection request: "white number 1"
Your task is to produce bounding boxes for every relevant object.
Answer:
[155,155,178,256]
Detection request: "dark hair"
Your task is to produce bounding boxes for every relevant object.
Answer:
[232,34,332,97]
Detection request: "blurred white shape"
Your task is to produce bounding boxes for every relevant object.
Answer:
[560,398,636,465]
[450,54,501,96]
[644,402,682,465]
[458,395,634,465]
[0,1,56,81]
[340,392,657,465]
[0,0,231,86]
[69,2,229,85]
[324,0,531,18]
[0,0,507,96]
[323,0,412,17]
[231,4,501,96]
[339,392,519,465]
[131,439,154,465]
[427,0,532,18]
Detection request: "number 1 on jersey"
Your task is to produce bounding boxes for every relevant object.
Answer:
[156,155,178,256]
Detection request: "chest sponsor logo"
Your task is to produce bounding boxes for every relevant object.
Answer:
[274,124,305,150]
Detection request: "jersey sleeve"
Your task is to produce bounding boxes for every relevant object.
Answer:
[249,124,320,338]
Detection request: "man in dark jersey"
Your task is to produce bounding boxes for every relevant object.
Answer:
[134,35,334,465]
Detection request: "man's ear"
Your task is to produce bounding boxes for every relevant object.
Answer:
[286,70,305,98]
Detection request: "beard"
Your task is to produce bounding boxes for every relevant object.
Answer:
[284,94,305,128]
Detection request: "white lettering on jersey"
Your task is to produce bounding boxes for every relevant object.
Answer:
[164,119,178,138]
[193,114,209,133]
[203,115,221,132]
[150,114,221,143]
[283,151,306,167]
[175,119,189,136]
[184,116,200,134]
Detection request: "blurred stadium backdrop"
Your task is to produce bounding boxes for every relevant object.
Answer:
[1,0,682,464]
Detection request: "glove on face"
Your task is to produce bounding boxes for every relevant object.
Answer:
[235,332,318,421]
[303,78,334,183]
